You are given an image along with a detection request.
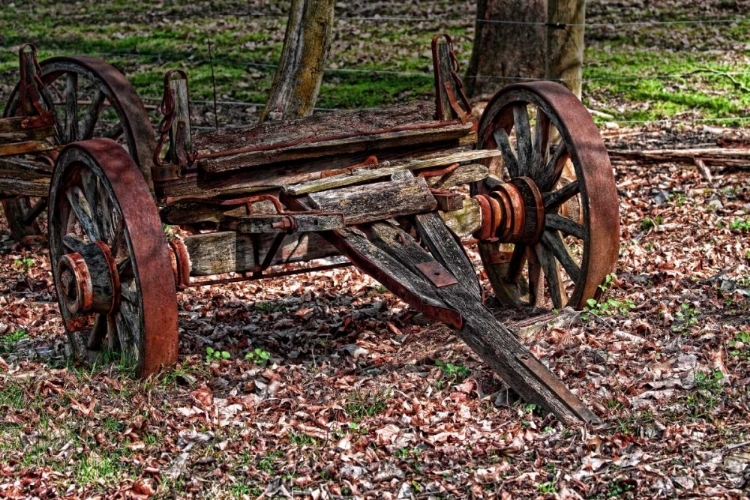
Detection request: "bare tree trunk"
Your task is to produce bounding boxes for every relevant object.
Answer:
[465,0,547,99]
[546,0,585,98]
[261,0,335,122]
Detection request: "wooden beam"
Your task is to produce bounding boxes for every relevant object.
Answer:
[182,231,339,276]
[365,222,599,425]
[305,176,436,225]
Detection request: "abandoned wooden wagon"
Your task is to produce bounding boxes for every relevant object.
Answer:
[0,36,619,424]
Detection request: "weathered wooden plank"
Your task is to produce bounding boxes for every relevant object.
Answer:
[414,212,482,301]
[0,115,54,137]
[227,213,344,233]
[199,122,473,175]
[425,163,489,189]
[183,231,340,276]
[287,153,494,196]
[0,156,53,175]
[197,101,439,153]
[439,197,482,238]
[305,176,436,225]
[157,141,485,200]
[322,226,463,328]
[434,38,454,121]
[167,78,192,166]
[0,179,50,197]
[160,200,256,225]
[0,140,54,157]
[366,222,597,425]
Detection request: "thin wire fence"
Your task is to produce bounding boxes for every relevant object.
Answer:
[0,13,747,126]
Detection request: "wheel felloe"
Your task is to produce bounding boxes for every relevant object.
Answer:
[49,139,177,378]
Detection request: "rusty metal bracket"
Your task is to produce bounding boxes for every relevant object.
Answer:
[430,189,464,212]
[321,155,379,179]
[415,261,458,288]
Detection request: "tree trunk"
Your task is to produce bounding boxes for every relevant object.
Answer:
[261,0,335,122]
[546,0,586,98]
[465,0,547,99]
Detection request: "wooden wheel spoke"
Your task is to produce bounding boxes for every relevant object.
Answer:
[543,180,580,211]
[545,213,585,240]
[62,234,86,253]
[530,108,550,181]
[120,277,138,303]
[535,244,568,309]
[87,313,108,351]
[66,185,100,241]
[526,246,544,307]
[513,104,532,174]
[506,244,527,283]
[542,230,581,283]
[78,89,106,140]
[493,129,520,178]
[538,142,569,191]
[64,73,79,143]
[115,300,141,363]
[106,315,120,352]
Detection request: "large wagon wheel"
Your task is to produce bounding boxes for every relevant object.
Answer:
[2,56,155,244]
[48,139,176,377]
[472,81,619,310]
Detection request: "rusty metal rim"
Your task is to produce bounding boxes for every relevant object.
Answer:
[474,81,620,308]
[49,138,177,378]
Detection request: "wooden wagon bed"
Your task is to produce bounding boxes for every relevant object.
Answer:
[193,101,475,175]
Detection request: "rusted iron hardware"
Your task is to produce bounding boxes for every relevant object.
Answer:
[431,34,473,126]
[472,177,545,244]
[0,45,56,158]
[153,69,196,180]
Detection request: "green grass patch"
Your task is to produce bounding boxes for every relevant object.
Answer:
[344,387,391,421]
[0,382,26,409]
[0,329,28,353]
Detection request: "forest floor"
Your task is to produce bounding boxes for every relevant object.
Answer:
[1,1,750,499]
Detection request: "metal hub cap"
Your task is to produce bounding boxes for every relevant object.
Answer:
[56,241,120,315]
[474,176,545,245]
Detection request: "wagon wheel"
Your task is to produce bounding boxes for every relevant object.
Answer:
[48,139,176,377]
[2,56,155,245]
[472,81,619,310]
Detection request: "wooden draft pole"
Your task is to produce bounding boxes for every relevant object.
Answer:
[261,0,335,122]
[546,0,586,98]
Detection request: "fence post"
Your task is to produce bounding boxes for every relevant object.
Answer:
[546,0,586,98]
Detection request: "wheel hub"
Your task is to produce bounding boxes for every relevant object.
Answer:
[473,176,545,245]
[56,241,120,315]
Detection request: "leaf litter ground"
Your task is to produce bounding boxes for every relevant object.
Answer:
[0,125,748,499]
